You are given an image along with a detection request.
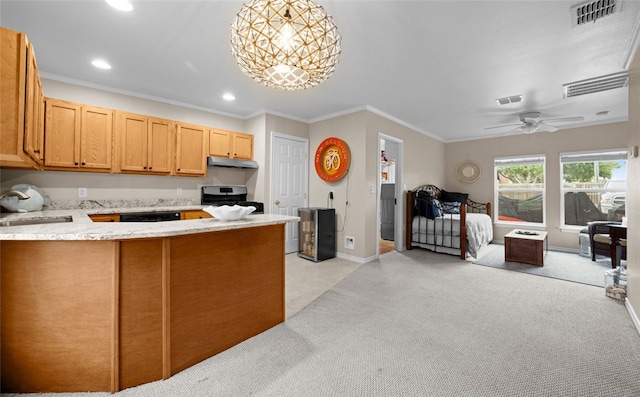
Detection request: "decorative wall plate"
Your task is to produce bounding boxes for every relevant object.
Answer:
[314,137,350,182]
[455,161,481,183]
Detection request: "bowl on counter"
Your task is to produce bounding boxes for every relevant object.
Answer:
[203,205,256,221]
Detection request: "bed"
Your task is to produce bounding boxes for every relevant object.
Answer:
[405,184,493,259]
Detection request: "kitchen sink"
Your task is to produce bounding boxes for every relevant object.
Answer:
[0,216,73,227]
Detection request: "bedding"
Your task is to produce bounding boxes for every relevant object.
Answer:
[406,185,493,259]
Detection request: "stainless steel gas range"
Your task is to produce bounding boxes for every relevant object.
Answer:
[200,186,264,214]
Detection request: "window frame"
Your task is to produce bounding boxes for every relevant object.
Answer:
[559,149,627,231]
[494,155,546,229]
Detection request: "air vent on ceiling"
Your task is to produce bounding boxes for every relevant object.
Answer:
[571,0,619,26]
[562,71,629,98]
[495,95,523,105]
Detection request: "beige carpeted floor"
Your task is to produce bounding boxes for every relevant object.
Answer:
[3,249,639,397]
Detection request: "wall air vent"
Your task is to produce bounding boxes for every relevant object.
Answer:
[562,71,628,98]
[571,0,619,27]
[495,95,523,105]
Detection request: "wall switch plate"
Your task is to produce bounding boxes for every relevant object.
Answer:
[78,187,87,198]
[345,236,355,250]
[369,185,376,194]
[177,187,183,195]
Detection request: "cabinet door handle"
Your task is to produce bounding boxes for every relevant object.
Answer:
[74,162,79,166]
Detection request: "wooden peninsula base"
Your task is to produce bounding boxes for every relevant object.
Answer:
[1,224,285,393]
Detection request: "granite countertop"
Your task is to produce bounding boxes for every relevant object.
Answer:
[0,205,299,241]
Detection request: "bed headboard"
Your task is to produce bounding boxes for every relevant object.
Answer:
[413,185,442,200]
[410,184,491,216]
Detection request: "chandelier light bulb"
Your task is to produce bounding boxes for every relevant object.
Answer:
[278,20,294,52]
[230,0,341,91]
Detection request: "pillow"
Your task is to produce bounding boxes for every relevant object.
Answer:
[416,191,431,217]
[441,190,468,204]
[442,201,461,214]
[430,198,443,218]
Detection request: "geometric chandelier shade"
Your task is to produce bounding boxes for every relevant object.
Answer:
[230,0,341,90]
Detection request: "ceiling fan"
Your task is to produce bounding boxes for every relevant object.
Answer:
[485,112,585,134]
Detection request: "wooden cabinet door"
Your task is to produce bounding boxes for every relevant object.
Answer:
[148,117,173,174]
[24,42,44,165]
[209,129,231,158]
[180,210,212,220]
[81,106,113,170]
[44,99,81,168]
[232,132,253,160]
[176,123,208,176]
[89,214,120,222]
[0,27,41,169]
[118,112,148,172]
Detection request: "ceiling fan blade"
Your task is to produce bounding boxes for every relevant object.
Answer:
[536,122,559,133]
[484,123,523,130]
[543,116,584,123]
[503,125,525,135]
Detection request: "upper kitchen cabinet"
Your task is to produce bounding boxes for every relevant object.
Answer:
[44,98,114,172]
[175,122,208,176]
[0,27,44,169]
[116,112,174,175]
[209,129,253,160]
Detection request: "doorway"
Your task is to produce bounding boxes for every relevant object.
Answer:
[271,132,309,253]
[378,133,403,256]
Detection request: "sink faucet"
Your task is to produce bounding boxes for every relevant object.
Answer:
[0,190,30,200]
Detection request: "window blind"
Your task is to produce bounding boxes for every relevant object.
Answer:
[560,150,627,163]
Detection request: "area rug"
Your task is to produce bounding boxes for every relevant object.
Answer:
[473,244,616,287]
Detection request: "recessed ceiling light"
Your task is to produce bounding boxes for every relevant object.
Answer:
[222,93,236,101]
[91,59,112,70]
[106,0,133,12]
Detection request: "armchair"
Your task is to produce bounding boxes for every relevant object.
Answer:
[587,221,626,263]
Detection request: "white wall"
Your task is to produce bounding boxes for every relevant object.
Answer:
[445,122,629,250]
[626,49,639,322]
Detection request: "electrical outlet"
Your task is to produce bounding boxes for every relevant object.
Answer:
[329,190,334,200]
[78,187,87,198]
[177,187,183,195]
[345,236,355,250]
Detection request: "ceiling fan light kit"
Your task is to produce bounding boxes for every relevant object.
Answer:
[230,0,341,91]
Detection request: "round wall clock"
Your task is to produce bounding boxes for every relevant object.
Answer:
[455,161,481,184]
[314,137,351,182]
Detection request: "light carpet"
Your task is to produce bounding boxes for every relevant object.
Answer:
[474,244,616,287]
[3,249,639,397]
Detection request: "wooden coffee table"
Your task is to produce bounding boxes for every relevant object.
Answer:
[504,229,548,267]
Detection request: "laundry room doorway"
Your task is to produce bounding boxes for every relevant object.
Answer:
[378,133,403,256]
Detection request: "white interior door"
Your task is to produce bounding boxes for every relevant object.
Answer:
[271,133,308,253]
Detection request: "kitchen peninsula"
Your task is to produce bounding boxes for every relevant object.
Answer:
[0,209,299,393]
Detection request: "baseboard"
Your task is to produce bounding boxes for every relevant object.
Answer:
[336,252,368,264]
[625,298,640,336]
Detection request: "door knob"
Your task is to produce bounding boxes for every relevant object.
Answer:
[275,200,280,205]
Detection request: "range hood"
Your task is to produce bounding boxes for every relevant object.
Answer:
[207,157,259,169]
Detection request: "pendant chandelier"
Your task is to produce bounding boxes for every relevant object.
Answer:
[230,0,341,90]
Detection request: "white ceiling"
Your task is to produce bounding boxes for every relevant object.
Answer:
[2,0,639,142]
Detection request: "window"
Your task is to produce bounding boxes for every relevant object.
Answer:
[494,156,545,226]
[560,150,627,228]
